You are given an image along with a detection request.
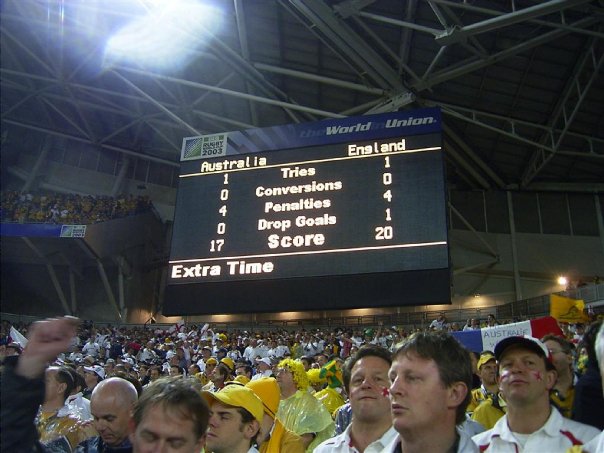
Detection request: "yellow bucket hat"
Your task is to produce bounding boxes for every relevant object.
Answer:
[202,384,264,423]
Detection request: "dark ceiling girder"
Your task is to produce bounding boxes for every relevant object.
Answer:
[428,0,604,39]
[438,103,604,161]
[444,123,505,189]
[0,0,601,195]
[434,0,593,46]
[2,119,180,167]
[279,0,411,92]
[200,25,313,124]
[116,67,346,119]
[415,16,600,91]
[521,36,604,186]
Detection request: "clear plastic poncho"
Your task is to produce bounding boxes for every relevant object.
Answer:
[277,389,334,453]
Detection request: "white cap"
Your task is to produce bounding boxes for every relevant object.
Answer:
[257,357,272,367]
[84,365,105,380]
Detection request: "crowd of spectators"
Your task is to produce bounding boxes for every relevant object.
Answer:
[0,190,153,224]
[1,314,603,452]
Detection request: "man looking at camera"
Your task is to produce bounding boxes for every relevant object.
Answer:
[315,345,396,453]
[473,335,598,452]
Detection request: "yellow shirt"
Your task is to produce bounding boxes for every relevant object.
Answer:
[471,395,507,430]
[550,387,575,419]
[467,386,498,414]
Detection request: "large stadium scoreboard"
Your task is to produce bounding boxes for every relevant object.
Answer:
[164,108,450,315]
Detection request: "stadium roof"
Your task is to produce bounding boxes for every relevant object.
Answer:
[2,0,603,195]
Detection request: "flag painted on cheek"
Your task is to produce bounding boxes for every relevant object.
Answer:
[499,369,512,382]
[451,316,563,353]
[499,369,542,382]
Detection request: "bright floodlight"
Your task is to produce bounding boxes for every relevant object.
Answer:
[557,276,568,286]
[104,0,222,71]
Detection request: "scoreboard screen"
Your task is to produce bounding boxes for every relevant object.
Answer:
[164,108,450,315]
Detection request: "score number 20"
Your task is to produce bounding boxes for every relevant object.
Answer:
[375,156,393,240]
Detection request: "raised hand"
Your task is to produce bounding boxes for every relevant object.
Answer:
[16,316,80,379]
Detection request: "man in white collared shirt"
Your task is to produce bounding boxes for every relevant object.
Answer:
[472,335,599,452]
[383,331,479,453]
[315,345,397,453]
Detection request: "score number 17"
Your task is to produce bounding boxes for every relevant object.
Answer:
[375,156,393,240]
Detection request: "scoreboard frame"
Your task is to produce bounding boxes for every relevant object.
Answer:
[163,107,450,315]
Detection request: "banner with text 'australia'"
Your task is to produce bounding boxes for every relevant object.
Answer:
[452,316,563,353]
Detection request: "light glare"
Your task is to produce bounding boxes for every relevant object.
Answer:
[104,0,222,71]
[557,276,568,286]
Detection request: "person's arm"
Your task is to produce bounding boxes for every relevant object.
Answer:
[1,316,79,453]
[16,317,79,379]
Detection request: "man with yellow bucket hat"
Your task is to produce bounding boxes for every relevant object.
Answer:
[246,377,305,453]
[202,384,264,453]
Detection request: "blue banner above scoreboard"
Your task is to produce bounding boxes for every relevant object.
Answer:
[181,107,441,162]
[1,223,87,238]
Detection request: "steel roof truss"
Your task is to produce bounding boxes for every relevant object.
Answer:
[415,16,599,91]
[281,0,407,91]
[521,37,604,186]
[0,45,36,91]
[99,117,146,144]
[0,27,57,77]
[428,0,604,39]
[349,15,422,84]
[111,70,202,136]
[1,83,57,118]
[253,63,385,96]
[39,97,91,139]
[399,0,419,69]
[434,0,592,46]
[440,106,604,168]
[234,0,259,125]
[438,102,604,150]
[444,124,505,188]
[64,85,96,141]
[444,139,491,190]
[200,25,309,124]
[21,237,72,316]
[117,67,345,119]
[428,1,488,58]
[145,121,181,152]
[442,4,489,55]
[1,119,179,167]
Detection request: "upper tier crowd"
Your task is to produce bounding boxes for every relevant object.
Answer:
[0,190,153,224]
[1,314,603,453]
